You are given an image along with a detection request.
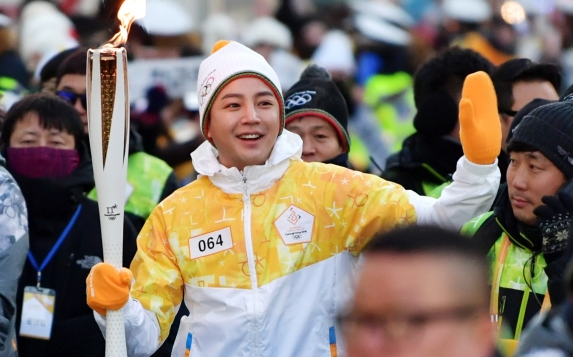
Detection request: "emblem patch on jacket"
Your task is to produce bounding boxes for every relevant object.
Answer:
[274,205,314,245]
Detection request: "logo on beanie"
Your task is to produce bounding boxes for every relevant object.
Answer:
[199,70,216,105]
[557,145,573,166]
[285,90,316,109]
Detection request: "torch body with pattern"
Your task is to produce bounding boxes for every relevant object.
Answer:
[87,47,129,357]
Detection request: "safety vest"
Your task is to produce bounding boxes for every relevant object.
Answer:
[88,152,173,219]
[462,212,550,357]
[363,72,416,153]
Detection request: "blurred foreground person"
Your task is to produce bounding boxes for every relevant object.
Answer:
[463,101,573,355]
[284,64,351,167]
[0,94,137,356]
[343,225,497,357]
[85,40,501,357]
[0,153,28,357]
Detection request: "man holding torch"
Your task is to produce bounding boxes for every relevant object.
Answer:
[86,40,502,357]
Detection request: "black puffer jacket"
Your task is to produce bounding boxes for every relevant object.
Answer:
[8,144,138,357]
[383,134,463,195]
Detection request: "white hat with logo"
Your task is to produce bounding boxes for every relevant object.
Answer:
[196,40,284,141]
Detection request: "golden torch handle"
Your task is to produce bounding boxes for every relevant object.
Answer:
[87,48,129,357]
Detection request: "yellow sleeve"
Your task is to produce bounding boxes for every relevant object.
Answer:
[130,205,184,342]
[332,169,416,254]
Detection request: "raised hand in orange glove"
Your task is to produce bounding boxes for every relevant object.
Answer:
[459,71,501,165]
[86,262,133,316]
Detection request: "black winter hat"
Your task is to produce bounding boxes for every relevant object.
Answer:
[510,102,573,178]
[284,65,350,152]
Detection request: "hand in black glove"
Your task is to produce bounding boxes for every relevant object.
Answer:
[533,191,573,305]
[534,191,573,256]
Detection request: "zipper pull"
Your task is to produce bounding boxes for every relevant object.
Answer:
[243,176,248,198]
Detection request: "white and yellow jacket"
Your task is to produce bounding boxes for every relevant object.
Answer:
[95,130,500,357]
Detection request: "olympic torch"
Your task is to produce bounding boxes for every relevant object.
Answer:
[87,1,145,356]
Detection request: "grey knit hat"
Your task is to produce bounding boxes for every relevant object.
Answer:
[510,102,573,178]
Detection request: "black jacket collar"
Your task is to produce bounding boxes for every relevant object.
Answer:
[492,184,542,252]
[385,133,464,184]
[323,153,351,168]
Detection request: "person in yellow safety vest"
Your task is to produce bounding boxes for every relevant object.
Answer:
[85,40,502,357]
[383,47,495,198]
[362,71,416,154]
[462,100,573,356]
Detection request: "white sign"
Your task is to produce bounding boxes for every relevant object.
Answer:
[189,227,233,259]
[128,56,203,103]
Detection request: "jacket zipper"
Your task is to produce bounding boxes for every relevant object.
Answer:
[242,175,257,287]
[242,174,260,356]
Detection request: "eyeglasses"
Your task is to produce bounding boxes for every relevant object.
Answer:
[337,304,486,342]
[499,108,518,117]
[57,90,87,110]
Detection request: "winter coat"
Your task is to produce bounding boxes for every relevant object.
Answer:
[515,302,573,357]
[9,145,137,357]
[383,133,463,197]
[384,133,510,198]
[0,154,28,357]
[95,129,500,357]
[462,185,568,345]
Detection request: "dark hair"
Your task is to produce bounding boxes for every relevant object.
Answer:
[56,48,88,85]
[365,226,489,302]
[1,93,84,149]
[365,225,485,259]
[40,47,78,84]
[413,47,494,108]
[493,58,561,115]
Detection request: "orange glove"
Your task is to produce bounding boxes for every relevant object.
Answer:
[459,71,501,165]
[86,263,133,316]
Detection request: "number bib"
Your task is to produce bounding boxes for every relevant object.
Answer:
[189,227,233,259]
[19,286,56,340]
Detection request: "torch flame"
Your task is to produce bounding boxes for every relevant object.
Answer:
[103,0,146,48]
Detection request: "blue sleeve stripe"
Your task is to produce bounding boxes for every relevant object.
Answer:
[329,326,336,344]
[186,333,193,350]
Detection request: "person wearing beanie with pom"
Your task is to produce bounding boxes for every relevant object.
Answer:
[85,40,502,357]
[284,64,351,167]
[462,99,573,355]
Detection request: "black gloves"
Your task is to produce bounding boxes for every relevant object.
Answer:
[534,191,573,256]
[534,191,573,305]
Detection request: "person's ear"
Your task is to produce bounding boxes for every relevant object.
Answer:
[205,116,211,140]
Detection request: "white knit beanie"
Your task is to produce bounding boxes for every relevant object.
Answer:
[197,40,284,141]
